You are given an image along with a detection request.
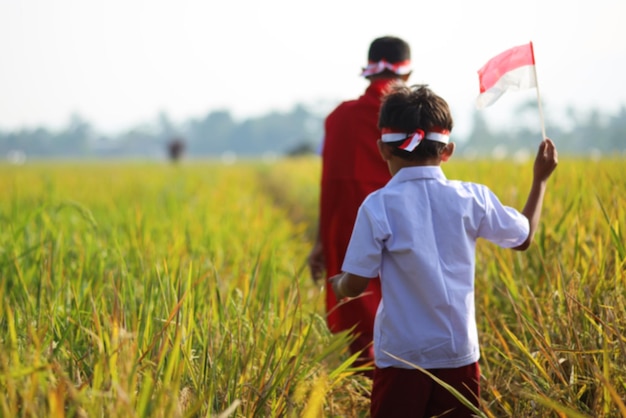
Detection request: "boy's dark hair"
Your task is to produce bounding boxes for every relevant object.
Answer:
[378,84,454,161]
[366,36,411,78]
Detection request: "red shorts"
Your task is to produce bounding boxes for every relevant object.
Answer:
[370,362,480,418]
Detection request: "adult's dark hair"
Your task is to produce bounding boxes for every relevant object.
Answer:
[378,84,454,161]
[368,36,411,63]
[366,36,411,78]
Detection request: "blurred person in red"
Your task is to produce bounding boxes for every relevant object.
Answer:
[308,36,412,377]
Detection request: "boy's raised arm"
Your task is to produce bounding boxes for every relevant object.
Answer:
[514,138,558,251]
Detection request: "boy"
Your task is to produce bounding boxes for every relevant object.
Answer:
[329,84,558,417]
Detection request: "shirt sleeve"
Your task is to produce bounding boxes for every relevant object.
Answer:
[478,186,529,248]
[341,199,387,278]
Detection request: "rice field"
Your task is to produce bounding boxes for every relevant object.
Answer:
[0,156,624,417]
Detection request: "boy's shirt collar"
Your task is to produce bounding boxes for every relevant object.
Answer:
[388,165,446,185]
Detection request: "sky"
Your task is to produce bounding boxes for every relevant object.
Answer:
[1,0,625,138]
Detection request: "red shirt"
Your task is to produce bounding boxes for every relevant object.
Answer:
[320,78,397,333]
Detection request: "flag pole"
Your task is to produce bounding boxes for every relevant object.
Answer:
[530,42,547,140]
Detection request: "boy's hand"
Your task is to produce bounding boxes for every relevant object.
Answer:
[533,138,558,182]
[328,273,345,299]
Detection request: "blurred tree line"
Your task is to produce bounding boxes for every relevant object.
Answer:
[458,101,626,159]
[1,101,625,161]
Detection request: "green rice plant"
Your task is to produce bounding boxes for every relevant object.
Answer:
[469,158,626,417]
[1,156,624,417]
[0,161,363,417]
[256,156,321,241]
[267,156,626,417]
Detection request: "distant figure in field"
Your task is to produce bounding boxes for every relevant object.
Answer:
[167,137,185,163]
[307,36,412,377]
[329,84,558,417]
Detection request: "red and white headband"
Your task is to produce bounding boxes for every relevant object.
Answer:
[381,127,450,152]
[361,59,412,77]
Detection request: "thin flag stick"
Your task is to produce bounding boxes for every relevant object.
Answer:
[530,42,547,140]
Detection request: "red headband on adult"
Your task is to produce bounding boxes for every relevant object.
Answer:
[361,59,412,77]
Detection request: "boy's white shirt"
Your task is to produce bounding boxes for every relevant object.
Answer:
[341,165,529,369]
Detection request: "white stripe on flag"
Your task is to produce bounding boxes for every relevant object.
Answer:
[476,65,537,109]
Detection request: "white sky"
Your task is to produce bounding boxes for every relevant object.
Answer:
[1,0,625,137]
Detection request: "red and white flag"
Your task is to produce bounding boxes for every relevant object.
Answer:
[476,42,537,109]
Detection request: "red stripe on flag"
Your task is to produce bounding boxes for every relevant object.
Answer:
[478,42,535,93]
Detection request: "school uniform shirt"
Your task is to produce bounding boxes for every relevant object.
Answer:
[341,165,529,369]
[320,78,398,333]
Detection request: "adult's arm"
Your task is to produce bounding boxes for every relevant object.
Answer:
[307,226,325,283]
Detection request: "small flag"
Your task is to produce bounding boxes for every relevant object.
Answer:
[476,42,537,109]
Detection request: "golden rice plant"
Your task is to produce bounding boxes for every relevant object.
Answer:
[265,156,626,417]
[0,155,624,417]
[0,160,361,418]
